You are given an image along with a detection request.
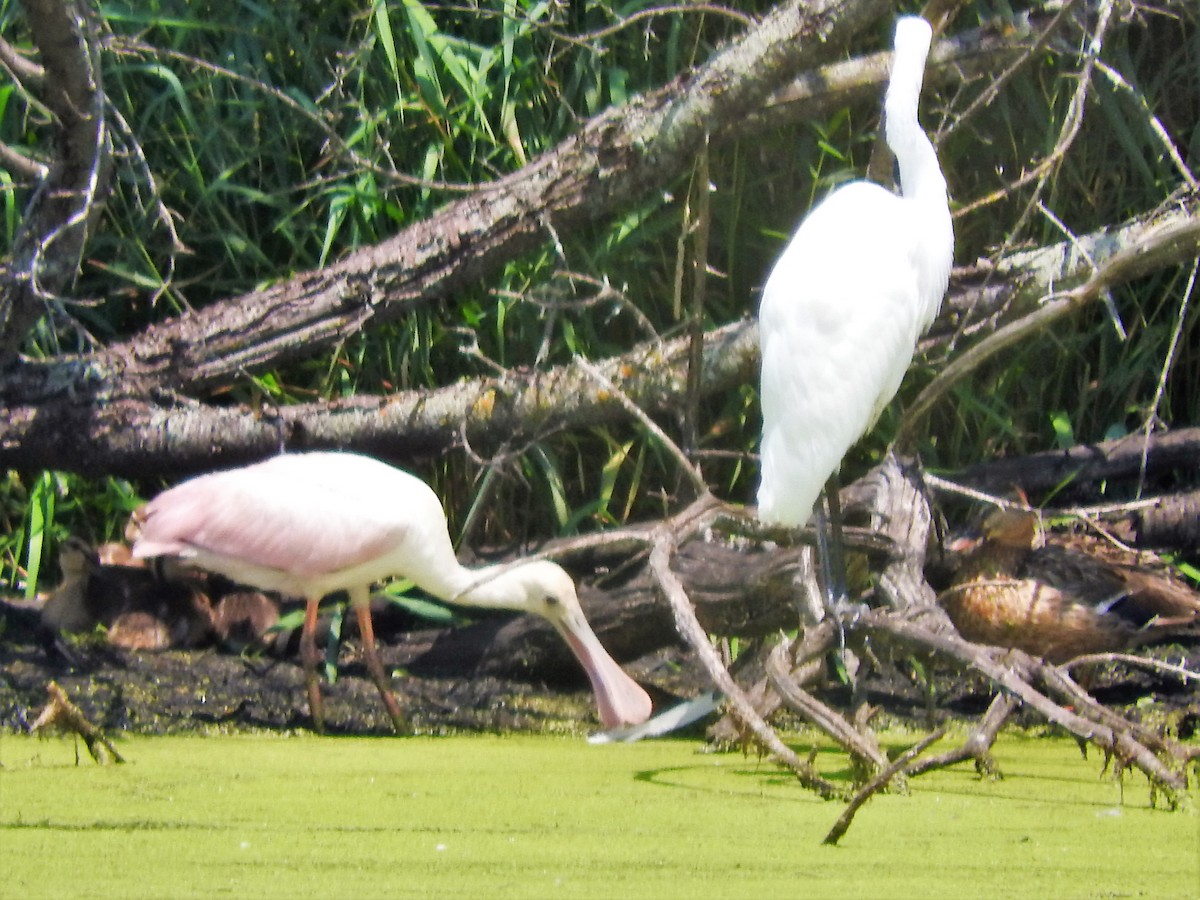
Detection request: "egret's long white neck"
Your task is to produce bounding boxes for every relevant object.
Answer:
[885,17,953,327]
[885,18,944,207]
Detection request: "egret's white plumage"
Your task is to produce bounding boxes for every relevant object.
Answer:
[758,16,952,526]
[130,451,653,732]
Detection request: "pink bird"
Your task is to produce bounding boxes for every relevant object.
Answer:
[128,451,653,733]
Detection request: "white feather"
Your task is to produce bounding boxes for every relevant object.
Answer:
[757,16,952,526]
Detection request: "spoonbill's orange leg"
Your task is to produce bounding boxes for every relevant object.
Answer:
[351,588,407,734]
[300,595,326,733]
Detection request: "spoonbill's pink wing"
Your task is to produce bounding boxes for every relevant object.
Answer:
[132,453,432,579]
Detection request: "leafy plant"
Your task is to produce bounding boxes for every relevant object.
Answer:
[1,1,1196,597]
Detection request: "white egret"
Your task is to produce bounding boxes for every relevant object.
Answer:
[757,16,952,539]
[128,451,654,733]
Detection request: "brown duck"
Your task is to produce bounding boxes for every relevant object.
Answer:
[41,537,215,650]
[940,509,1200,663]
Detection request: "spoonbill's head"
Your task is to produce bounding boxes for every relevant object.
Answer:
[500,560,653,730]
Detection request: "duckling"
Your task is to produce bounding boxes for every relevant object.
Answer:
[41,537,166,634]
[40,537,215,649]
[40,537,101,634]
[940,509,1200,663]
[96,541,142,567]
[210,590,280,652]
[107,609,173,651]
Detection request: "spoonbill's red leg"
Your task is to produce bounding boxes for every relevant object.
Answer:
[351,588,407,733]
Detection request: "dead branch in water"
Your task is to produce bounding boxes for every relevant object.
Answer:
[32,681,125,765]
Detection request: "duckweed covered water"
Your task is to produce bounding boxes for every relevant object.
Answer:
[1,730,1196,898]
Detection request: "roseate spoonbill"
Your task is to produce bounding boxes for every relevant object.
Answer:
[757,16,952,586]
[128,451,653,733]
[941,508,1200,663]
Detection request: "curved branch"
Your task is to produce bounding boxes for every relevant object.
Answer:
[79,0,888,396]
[0,0,110,360]
[900,193,1200,443]
[648,511,846,798]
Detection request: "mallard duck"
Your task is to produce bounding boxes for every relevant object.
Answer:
[940,509,1200,663]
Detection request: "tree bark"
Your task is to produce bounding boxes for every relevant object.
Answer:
[0,0,109,361]
[2,0,889,390]
[2,195,1195,476]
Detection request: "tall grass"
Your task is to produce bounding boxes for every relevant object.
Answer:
[0,1,1196,593]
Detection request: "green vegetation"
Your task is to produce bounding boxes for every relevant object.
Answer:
[2,731,1196,898]
[1,2,1195,594]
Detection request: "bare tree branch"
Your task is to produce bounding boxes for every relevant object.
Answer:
[0,317,756,476]
[862,608,1188,801]
[0,0,110,360]
[3,187,1196,477]
[647,501,846,798]
[63,0,889,396]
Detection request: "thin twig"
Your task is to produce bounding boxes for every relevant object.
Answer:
[1064,651,1200,685]
[1093,58,1196,189]
[941,0,1080,141]
[682,136,712,463]
[575,354,709,497]
[1138,257,1197,499]
[649,522,844,799]
[32,682,125,765]
[823,725,949,846]
[956,0,1114,222]
[1037,200,1125,339]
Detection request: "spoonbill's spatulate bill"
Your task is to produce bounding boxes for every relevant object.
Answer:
[129,451,653,733]
[757,16,952,529]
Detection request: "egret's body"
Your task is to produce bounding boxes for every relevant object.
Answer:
[758,16,951,527]
[130,451,653,732]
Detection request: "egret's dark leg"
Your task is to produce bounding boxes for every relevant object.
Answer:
[815,476,849,613]
[300,595,326,733]
[817,474,871,706]
[351,588,407,734]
